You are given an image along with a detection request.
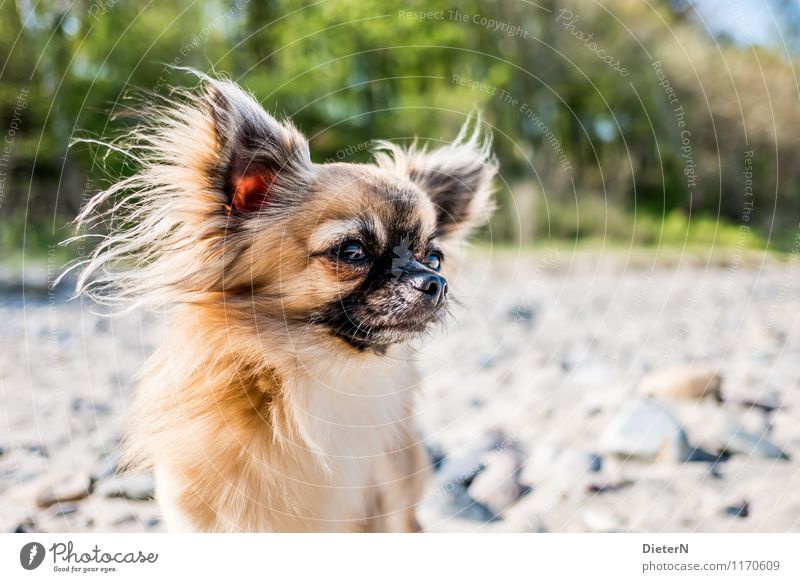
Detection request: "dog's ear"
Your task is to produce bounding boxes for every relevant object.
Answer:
[376,121,497,238]
[205,80,312,215]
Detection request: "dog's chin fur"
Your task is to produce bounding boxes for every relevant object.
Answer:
[71,73,496,532]
[316,301,449,351]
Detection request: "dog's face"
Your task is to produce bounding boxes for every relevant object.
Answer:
[291,164,446,348]
[195,81,495,350]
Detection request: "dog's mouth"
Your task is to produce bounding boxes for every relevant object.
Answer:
[314,302,448,350]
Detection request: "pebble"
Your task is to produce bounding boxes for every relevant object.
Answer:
[95,473,155,501]
[425,442,446,472]
[723,500,750,518]
[51,503,79,517]
[24,444,48,457]
[685,446,723,463]
[556,447,601,473]
[521,446,602,484]
[91,454,120,482]
[639,366,723,402]
[508,304,535,325]
[422,484,497,523]
[112,512,137,526]
[434,429,516,489]
[36,473,92,508]
[739,392,782,414]
[586,480,631,495]
[718,425,788,460]
[13,519,38,533]
[582,507,627,532]
[424,430,522,522]
[600,398,691,462]
[467,449,525,516]
[5,260,800,534]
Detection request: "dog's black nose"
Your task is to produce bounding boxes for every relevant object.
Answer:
[411,273,448,307]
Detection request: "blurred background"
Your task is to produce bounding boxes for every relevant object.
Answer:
[2,0,800,534]
[2,0,800,255]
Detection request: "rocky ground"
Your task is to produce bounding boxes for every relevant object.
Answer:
[1,249,799,532]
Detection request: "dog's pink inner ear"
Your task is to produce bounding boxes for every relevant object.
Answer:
[229,165,275,214]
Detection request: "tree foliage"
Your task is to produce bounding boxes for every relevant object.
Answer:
[1,0,798,252]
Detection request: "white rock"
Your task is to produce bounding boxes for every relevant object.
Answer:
[522,445,602,484]
[582,507,627,532]
[639,366,723,402]
[600,398,690,461]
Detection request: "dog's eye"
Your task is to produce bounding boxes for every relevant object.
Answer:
[423,251,443,271]
[336,241,368,262]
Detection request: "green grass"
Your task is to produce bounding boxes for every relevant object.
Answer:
[481,196,784,255]
[3,204,794,273]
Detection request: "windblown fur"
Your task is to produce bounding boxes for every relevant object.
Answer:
[71,73,497,532]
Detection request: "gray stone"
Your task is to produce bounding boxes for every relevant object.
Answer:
[718,425,788,460]
[600,398,690,461]
[51,503,79,517]
[723,500,750,518]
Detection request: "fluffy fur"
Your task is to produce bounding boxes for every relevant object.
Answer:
[71,74,496,532]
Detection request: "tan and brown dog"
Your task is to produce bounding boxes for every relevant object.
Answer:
[74,75,496,532]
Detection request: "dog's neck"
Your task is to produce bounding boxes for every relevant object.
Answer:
[160,302,418,455]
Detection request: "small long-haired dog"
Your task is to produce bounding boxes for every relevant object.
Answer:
[73,74,496,532]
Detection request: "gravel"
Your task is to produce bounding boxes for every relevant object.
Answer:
[2,250,799,532]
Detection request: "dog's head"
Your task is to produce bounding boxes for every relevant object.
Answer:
[76,79,497,351]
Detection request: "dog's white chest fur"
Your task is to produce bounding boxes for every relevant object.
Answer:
[297,351,418,456]
[280,349,419,519]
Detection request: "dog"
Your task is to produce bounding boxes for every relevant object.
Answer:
[73,75,497,532]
